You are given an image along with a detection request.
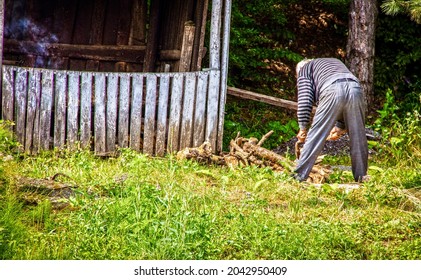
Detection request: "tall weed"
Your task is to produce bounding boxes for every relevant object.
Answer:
[373,90,421,163]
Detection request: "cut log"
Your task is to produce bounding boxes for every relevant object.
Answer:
[176,131,331,184]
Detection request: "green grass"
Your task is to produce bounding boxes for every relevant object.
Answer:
[1,146,420,260]
[1,114,421,260]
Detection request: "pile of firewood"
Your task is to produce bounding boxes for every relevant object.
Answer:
[176,131,331,183]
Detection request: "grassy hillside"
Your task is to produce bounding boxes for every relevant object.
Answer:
[1,113,420,260]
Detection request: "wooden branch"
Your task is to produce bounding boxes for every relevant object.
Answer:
[4,39,146,63]
[257,130,274,146]
[227,87,317,113]
[176,132,331,184]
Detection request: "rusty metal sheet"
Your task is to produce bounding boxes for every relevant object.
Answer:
[80,72,93,149]
[143,74,158,155]
[129,74,144,151]
[155,74,170,156]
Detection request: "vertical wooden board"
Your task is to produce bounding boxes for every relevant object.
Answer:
[37,0,55,68]
[155,74,170,156]
[80,72,92,148]
[192,0,209,71]
[106,73,118,152]
[0,0,4,80]
[143,0,161,72]
[94,73,106,153]
[26,69,41,153]
[118,74,130,148]
[72,0,94,45]
[129,74,143,151]
[209,0,222,69]
[87,0,106,71]
[179,73,196,149]
[67,72,80,149]
[54,71,67,148]
[15,68,29,145]
[103,0,119,45]
[4,0,12,34]
[167,73,184,152]
[39,70,54,151]
[117,0,132,45]
[101,0,120,71]
[71,0,94,70]
[129,0,146,45]
[90,0,106,44]
[217,0,233,152]
[179,23,196,72]
[206,69,220,151]
[193,71,209,147]
[2,66,15,122]
[143,74,157,155]
[52,0,77,69]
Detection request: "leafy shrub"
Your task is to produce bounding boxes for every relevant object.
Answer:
[373,90,421,162]
[375,14,421,112]
[229,0,302,95]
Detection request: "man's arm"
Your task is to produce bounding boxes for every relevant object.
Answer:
[296,76,315,130]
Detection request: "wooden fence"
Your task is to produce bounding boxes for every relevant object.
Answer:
[1,65,223,155]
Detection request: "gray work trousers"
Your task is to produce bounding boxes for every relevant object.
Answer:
[294,79,368,182]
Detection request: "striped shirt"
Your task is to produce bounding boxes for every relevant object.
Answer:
[296,58,358,129]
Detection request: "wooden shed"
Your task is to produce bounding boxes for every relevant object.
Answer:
[0,0,232,155]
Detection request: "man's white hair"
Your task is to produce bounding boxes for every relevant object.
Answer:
[296,59,313,75]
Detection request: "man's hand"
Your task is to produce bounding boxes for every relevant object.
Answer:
[296,129,307,143]
[327,126,347,141]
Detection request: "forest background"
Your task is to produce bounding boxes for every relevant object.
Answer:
[224,0,420,148]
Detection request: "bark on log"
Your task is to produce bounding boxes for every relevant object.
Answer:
[176,131,331,184]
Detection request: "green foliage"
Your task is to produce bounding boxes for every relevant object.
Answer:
[229,0,302,94]
[223,99,297,150]
[373,89,421,162]
[375,12,421,112]
[381,0,421,23]
[0,121,20,155]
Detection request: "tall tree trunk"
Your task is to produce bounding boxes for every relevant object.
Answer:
[346,0,378,114]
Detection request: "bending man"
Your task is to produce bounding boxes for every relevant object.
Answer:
[293,58,368,182]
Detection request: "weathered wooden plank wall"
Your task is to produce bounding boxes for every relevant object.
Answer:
[2,0,209,73]
[0,0,232,154]
[1,65,221,155]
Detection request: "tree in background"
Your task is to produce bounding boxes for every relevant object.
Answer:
[346,0,378,113]
[227,0,419,114]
